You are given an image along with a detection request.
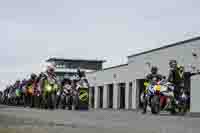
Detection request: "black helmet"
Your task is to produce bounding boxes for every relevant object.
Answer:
[30,73,37,79]
[16,80,20,83]
[169,60,177,67]
[62,78,71,86]
[151,66,158,74]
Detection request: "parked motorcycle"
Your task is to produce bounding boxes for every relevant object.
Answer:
[148,80,189,115]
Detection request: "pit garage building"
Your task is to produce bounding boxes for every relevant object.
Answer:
[86,36,200,113]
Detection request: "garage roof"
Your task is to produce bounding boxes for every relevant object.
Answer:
[128,36,200,58]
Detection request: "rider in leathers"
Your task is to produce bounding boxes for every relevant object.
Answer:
[24,73,37,107]
[13,80,21,105]
[60,78,73,109]
[167,60,184,100]
[143,66,163,114]
[39,64,58,109]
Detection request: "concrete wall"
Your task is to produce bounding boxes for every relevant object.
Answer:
[191,75,200,113]
[87,64,131,87]
[86,64,137,109]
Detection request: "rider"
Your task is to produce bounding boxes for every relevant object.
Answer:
[39,63,58,109]
[56,77,72,109]
[146,66,163,84]
[14,80,21,105]
[143,66,163,114]
[39,63,58,91]
[40,63,57,82]
[25,73,37,107]
[167,60,184,100]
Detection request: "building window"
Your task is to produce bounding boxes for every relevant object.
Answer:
[56,64,65,68]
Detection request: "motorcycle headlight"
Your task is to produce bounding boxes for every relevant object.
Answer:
[156,85,161,91]
[46,85,52,91]
[144,82,149,87]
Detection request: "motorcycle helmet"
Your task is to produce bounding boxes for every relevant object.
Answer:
[15,80,21,85]
[30,73,37,80]
[62,78,71,86]
[43,62,56,74]
[151,66,158,74]
[169,60,177,69]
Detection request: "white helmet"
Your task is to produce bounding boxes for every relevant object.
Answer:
[42,62,56,72]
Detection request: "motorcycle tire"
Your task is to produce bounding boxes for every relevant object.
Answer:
[67,96,73,110]
[47,93,55,109]
[151,95,160,114]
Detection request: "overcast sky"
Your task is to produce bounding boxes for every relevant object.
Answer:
[0,0,200,90]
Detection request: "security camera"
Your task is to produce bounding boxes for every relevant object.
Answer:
[192,52,197,57]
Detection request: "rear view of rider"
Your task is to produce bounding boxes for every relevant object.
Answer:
[167,60,184,100]
[142,66,163,114]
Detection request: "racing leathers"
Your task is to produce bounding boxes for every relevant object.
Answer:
[167,66,184,100]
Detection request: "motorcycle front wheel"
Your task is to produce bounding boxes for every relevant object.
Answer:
[151,95,160,115]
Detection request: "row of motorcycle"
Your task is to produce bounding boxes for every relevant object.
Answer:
[0,77,89,110]
[140,79,190,115]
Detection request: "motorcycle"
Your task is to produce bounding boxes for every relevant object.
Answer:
[15,88,23,105]
[24,84,34,108]
[141,81,162,114]
[59,86,73,110]
[43,78,58,109]
[148,80,189,115]
[75,78,90,110]
[33,84,43,108]
[175,88,190,114]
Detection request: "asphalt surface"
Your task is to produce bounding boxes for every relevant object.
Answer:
[0,105,200,133]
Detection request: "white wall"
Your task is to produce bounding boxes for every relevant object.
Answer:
[87,65,132,87]
[191,75,200,113]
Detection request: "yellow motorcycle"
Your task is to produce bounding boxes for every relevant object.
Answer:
[43,79,59,109]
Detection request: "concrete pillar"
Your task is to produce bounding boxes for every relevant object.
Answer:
[89,87,92,108]
[89,87,94,109]
[125,82,130,110]
[132,80,137,110]
[103,84,108,109]
[94,86,99,109]
[113,83,119,109]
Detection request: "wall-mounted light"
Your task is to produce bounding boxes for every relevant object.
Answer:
[192,49,198,58]
[145,62,151,68]
[113,74,117,79]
